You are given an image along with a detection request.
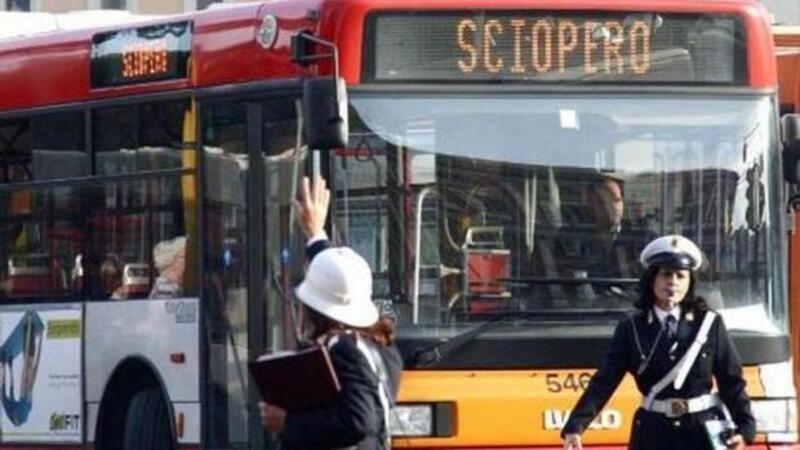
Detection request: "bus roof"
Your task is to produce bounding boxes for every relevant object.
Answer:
[0,0,319,112]
[0,10,162,41]
[0,0,776,114]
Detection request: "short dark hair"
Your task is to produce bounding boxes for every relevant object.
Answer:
[634,266,708,313]
[589,177,624,198]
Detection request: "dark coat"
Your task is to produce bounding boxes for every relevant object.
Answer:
[561,307,756,449]
[282,333,403,450]
[281,239,403,450]
[555,220,656,280]
[531,221,655,308]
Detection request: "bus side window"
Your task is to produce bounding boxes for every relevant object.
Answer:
[1,112,87,303]
[90,100,195,301]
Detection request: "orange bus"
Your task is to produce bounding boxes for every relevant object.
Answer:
[776,22,800,439]
[775,26,800,114]
[0,1,798,449]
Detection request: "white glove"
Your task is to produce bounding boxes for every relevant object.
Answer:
[563,433,582,450]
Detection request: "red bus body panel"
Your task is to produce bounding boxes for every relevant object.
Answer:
[0,2,316,111]
[0,0,777,113]
[325,0,777,88]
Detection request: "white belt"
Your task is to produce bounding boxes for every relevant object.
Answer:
[641,393,722,418]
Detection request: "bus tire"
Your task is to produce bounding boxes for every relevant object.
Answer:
[122,387,174,450]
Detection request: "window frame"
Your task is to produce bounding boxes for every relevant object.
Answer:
[0,92,198,304]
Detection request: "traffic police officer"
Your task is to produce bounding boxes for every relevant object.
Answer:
[561,235,755,450]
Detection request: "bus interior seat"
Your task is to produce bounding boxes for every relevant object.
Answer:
[6,259,61,297]
[462,226,511,315]
[120,263,150,299]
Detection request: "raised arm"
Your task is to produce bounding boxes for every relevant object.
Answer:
[562,319,631,441]
[293,175,331,241]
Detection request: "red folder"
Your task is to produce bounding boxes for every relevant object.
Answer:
[248,345,341,411]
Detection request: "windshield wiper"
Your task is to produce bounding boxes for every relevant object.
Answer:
[408,311,539,367]
[501,276,638,286]
[407,307,632,367]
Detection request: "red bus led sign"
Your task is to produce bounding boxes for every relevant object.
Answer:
[367,12,745,84]
[91,21,191,88]
[122,39,169,78]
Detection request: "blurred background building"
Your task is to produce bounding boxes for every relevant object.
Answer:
[0,0,797,24]
[0,0,240,14]
[762,0,800,25]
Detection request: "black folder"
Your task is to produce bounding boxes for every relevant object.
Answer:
[248,345,341,411]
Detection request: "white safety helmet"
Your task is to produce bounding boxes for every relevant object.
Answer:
[639,235,703,271]
[295,247,378,328]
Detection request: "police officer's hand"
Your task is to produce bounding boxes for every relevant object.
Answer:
[563,433,582,450]
[292,175,331,240]
[726,433,745,450]
[259,401,287,433]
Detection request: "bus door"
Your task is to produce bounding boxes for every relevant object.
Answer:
[200,92,306,449]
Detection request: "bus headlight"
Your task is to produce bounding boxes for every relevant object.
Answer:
[390,402,455,438]
[752,398,797,433]
[391,404,433,436]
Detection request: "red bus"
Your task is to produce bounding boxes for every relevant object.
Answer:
[0,1,799,449]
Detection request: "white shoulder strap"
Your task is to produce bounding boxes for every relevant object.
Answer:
[354,336,392,445]
[642,311,716,408]
[326,334,341,349]
[674,311,716,389]
[326,332,392,447]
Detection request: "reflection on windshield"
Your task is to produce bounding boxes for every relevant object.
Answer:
[330,94,783,335]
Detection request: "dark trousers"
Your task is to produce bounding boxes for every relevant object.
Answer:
[628,407,726,450]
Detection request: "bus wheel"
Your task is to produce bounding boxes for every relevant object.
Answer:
[122,387,174,450]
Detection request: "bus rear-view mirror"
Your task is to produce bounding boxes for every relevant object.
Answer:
[782,114,800,184]
[303,77,348,151]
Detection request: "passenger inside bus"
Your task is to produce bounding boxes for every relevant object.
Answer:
[100,253,125,300]
[70,254,84,297]
[149,236,187,299]
[550,174,655,305]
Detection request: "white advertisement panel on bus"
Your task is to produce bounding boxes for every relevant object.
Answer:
[0,306,81,443]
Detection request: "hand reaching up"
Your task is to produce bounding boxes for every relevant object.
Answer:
[292,175,331,240]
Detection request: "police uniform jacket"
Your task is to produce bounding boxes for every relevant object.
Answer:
[281,239,403,450]
[561,305,756,449]
[281,332,403,450]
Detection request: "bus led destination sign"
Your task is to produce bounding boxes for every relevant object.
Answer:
[367,12,745,84]
[91,21,192,88]
[455,18,652,76]
[121,39,169,78]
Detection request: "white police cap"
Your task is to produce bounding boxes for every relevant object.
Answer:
[639,235,703,271]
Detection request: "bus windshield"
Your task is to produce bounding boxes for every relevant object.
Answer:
[330,92,785,341]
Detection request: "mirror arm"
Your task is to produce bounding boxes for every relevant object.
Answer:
[291,31,340,80]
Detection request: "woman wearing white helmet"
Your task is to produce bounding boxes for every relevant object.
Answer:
[259,176,402,450]
[562,235,754,450]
